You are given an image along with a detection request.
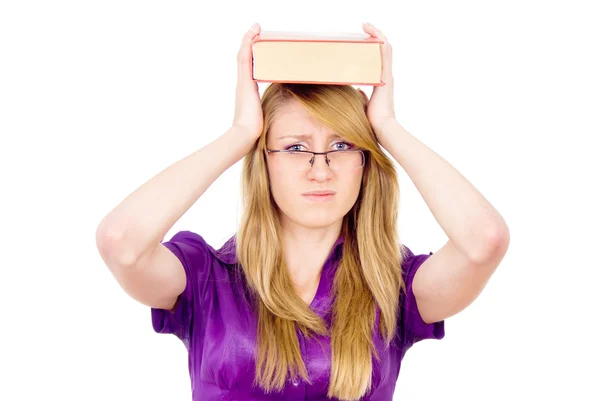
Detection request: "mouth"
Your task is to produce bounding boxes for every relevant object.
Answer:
[302,191,336,202]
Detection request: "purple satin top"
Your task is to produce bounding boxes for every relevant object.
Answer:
[151,231,444,400]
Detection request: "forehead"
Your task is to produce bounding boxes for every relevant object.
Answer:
[271,101,314,129]
[270,101,340,140]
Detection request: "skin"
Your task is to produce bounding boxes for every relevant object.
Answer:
[265,99,363,303]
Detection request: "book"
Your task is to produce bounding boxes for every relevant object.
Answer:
[251,30,385,86]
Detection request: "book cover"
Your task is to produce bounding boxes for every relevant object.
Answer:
[251,30,385,86]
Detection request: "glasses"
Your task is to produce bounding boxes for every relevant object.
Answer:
[265,148,365,172]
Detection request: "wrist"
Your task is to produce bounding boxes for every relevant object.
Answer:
[225,125,260,153]
[373,118,399,144]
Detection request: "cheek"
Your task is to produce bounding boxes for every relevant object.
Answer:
[335,172,363,212]
[341,171,363,197]
[267,162,297,204]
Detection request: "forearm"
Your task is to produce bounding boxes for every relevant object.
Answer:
[378,120,509,261]
[96,125,254,265]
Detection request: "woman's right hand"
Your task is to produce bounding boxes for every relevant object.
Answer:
[232,23,264,143]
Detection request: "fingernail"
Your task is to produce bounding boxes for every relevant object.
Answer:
[252,23,259,30]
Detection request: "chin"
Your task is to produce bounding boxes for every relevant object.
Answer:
[293,210,343,228]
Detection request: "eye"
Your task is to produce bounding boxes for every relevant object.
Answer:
[333,141,354,150]
[285,143,305,152]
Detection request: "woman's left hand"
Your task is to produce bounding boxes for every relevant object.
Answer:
[359,23,397,142]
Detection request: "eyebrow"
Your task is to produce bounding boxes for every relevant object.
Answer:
[276,133,343,141]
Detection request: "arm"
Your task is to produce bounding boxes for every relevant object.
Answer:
[359,23,509,324]
[96,126,255,311]
[96,24,264,312]
[96,22,264,265]
[379,119,510,324]
[95,125,254,266]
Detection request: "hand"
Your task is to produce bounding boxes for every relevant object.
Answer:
[359,23,397,141]
[232,23,264,142]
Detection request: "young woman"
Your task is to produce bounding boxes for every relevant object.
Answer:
[96,22,509,401]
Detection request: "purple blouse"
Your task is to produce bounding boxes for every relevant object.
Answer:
[151,231,444,401]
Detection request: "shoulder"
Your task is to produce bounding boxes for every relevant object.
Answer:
[160,230,242,292]
[151,231,241,342]
[397,242,444,346]
[165,230,238,266]
[399,243,429,277]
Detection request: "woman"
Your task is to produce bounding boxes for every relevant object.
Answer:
[96,22,510,401]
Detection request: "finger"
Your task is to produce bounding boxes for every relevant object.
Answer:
[362,22,387,42]
[238,23,260,64]
[237,23,261,77]
[362,23,393,84]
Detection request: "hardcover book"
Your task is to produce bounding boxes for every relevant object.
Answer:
[251,30,385,86]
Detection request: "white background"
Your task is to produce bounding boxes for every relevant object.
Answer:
[1,1,598,400]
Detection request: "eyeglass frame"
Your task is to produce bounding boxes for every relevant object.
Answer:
[264,148,367,170]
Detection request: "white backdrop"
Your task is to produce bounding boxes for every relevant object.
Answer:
[1,1,598,400]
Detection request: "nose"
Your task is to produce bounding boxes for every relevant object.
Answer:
[307,153,333,181]
[310,153,330,167]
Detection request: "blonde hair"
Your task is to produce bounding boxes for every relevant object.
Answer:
[236,83,408,400]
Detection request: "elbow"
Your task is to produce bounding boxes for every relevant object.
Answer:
[470,223,510,265]
[96,227,138,268]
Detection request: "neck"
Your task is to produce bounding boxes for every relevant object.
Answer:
[280,218,344,278]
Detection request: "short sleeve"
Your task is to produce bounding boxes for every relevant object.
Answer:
[150,231,214,346]
[398,245,445,347]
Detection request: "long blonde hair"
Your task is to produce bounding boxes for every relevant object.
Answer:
[236,83,407,400]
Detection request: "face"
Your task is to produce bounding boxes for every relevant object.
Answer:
[266,99,364,230]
